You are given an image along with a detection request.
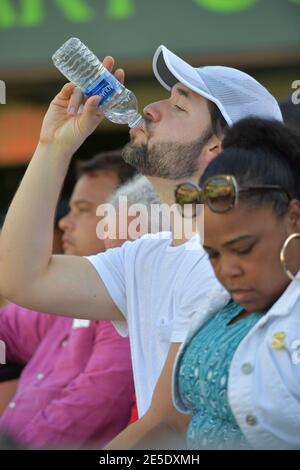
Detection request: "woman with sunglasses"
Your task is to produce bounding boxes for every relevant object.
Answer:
[173,118,300,449]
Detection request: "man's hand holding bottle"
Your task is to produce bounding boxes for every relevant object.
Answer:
[39,56,125,156]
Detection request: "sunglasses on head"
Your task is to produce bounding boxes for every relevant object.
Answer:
[175,175,291,214]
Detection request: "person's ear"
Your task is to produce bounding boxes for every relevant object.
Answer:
[286,199,300,233]
[201,134,223,168]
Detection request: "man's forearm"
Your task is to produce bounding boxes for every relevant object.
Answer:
[0,142,72,297]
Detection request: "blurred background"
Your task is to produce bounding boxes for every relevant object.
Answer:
[0,0,300,217]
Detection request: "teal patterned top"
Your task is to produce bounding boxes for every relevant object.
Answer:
[176,300,262,450]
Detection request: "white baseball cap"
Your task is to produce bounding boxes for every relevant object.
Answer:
[153,45,283,125]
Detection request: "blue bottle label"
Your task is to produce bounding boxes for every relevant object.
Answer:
[84,70,122,106]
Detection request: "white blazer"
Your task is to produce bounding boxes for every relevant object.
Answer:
[173,272,300,449]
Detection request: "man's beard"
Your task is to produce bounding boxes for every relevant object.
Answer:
[122,129,213,180]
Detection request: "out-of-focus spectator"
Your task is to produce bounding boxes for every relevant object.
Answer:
[0,150,136,449]
[104,174,168,250]
[52,198,69,254]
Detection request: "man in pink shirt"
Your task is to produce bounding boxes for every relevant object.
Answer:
[0,150,136,449]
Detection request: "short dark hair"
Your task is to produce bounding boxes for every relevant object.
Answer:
[76,149,137,186]
[200,117,300,217]
[207,100,228,137]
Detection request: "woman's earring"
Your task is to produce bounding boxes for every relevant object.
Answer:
[280,233,300,281]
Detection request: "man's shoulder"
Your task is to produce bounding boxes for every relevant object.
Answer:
[139,231,172,241]
[129,232,206,258]
[124,231,172,252]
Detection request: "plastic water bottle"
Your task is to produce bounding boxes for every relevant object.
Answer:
[52,38,144,129]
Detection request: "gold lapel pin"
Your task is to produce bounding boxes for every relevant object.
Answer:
[272,332,286,350]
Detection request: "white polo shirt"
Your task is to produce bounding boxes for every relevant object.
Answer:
[86,232,229,416]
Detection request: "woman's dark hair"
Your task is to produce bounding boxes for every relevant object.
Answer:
[200,118,300,216]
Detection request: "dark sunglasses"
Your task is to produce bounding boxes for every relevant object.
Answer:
[175,175,291,214]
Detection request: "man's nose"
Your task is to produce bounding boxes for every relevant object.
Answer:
[143,101,163,123]
[58,212,74,232]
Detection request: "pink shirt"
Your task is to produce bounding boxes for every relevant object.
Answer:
[0,304,134,448]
